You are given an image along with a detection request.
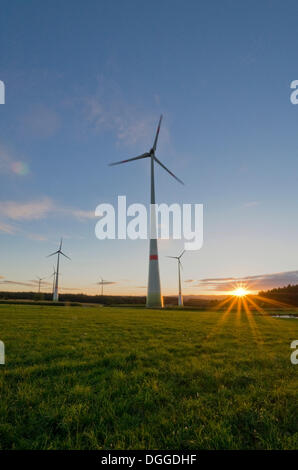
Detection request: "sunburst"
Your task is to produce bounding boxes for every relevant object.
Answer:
[205,282,296,346]
[232,287,249,297]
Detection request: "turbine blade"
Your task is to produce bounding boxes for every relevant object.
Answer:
[59,238,63,251]
[154,157,184,185]
[166,256,178,259]
[152,114,163,152]
[47,251,59,257]
[179,250,185,259]
[109,153,150,166]
[60,251,71,260]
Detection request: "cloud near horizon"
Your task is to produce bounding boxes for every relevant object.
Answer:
[197,271,298,292]
[0,280,36,287]
[96,281,116,286]
[0,279,84,291]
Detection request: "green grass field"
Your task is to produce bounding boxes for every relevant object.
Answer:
[0,304,297,450]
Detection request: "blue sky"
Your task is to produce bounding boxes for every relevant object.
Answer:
[1,0,298,296]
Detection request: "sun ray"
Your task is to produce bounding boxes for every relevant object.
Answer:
[242,297,263,346]
[233,297,243,345]
[204,284,295,348]
[226,296,238,314]
[205,296,238,341]
[246,296,281,330]
[236,297,242,326]
[254,294,296,311]
[246,295,269,315]
[212,295,234,311]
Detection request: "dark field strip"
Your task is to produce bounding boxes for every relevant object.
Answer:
[0,305,297,449]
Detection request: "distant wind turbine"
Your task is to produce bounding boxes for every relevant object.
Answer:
[167,250,185,306]
[47,238,70,301]
[36,276,47,294]
[97,277,112,296]
[109,115,183,308]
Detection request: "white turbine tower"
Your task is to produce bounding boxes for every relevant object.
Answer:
[167,250,185,306]
[50,265,57,297]
[109,115,183,308]
[47,238,70,301]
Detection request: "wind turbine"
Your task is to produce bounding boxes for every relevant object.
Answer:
[109,115,183,308]
[98,277,105,296]
[36,276,47,294]
[167,250,185,306]
[47,238,70,301]
[97,277,113,296]
[50,265,57,297]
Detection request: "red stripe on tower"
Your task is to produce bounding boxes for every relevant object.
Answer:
[150,255,158,260]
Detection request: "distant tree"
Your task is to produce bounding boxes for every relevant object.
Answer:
[259,283,298,306]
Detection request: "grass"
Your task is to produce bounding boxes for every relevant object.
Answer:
[0,304,297,450]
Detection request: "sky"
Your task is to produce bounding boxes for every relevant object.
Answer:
[1,0,298,296]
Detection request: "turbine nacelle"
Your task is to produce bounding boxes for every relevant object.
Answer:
[47,238,71,260]
[109,114,184,185]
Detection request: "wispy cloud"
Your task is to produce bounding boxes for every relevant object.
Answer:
[81,78,168,148]
[0,145,29,176]
[96,281,116,286]
[0,280,35,287]
[0,198,54,220]
[85,95,167,147]
[20,105,60,139]
[26,233,48,241]
[0,222,16,234]
[0,279,76,291]
[29,279,52,286]
[244,201,260,208]
[0,223,49,241]
[197,271,298,292]
[0,197,96,222]
[59,287,86,292]
[0,197,96,241]
[63,208,95,220]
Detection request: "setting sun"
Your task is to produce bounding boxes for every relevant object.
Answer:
[232,287,248,297]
